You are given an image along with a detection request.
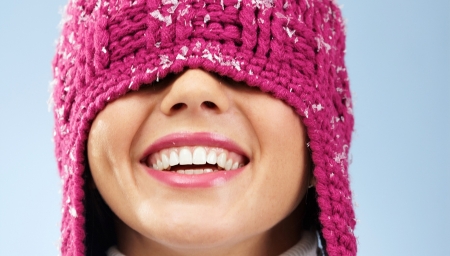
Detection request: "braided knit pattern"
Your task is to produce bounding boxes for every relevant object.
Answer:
[52,0,356,255]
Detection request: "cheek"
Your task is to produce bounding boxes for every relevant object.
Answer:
[86,95,153,210]
[240,96,308,231]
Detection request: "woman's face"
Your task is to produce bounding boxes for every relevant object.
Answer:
[88,69,312,255]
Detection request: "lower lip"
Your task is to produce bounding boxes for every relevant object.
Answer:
[145,167,244,188]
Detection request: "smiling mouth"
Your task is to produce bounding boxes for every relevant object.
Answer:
[143,146,249,175]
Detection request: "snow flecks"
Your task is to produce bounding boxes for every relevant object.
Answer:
[69,207,78,218]
[131,65,136,73]
[68,32,75,44]
[164,0,179,14]
[69,149,76,162]
[130,0,138,6]
[252,0,274,9]
[128,81,134,89]
[334,151,346,164]
[336,66,345,73]
[231,59,241,71]
[234,0,241,9]
[334,145,348,164]
[178,4,190,17]
[146,67,157,73]
[56,106,65,120]
[101,46,107,53]
[204,14,210,23]
[221,0,225,10]
[276,12,292,25]
[155,42,161,48]
[315,36,331,53]
[159,55,173,69]
[150,10,172,26]
[312,103,324,112]
[202,49,214,61]
[304,109,309,118]
[283,27,295,38]
[249,69,254,75]
[283,1,289,9]
[176,46,189,60]
[193,41,202,52]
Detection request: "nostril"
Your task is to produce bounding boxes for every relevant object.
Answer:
[202,101,217,109]
[171,103,186,111]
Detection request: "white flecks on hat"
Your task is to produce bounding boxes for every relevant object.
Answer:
[234,0,241,9]
[176,46,189,60]
[146,67,157,74]
[283,27,295,38]
[276,12,292,25]
[69,206,78,218]
[204,14,210,24]
[202,49,213,62]
[315,36,331,53]
[312,103,324,112]
[150,10,172,26]
[252,0,274,9]
[179,4,190,17]
[160,55,173,69]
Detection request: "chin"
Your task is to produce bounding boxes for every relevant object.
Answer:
[144,218,247,250]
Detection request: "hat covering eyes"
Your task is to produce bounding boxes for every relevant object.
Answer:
[52,0,356,255]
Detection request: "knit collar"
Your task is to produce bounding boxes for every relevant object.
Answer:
[106,230,318,256]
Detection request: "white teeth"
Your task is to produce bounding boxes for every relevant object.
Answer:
[193,147,207,165]
[177,170,185,174]
[206,150,217,164]
[225,159,233,171]
[157,160,163,170]
[179,148,192,165]
[149,146,245,172]
[161,154,170,169]
[169,151,179,166]
[217,152,227,168]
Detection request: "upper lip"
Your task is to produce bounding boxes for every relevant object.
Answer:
[140,132,248,162]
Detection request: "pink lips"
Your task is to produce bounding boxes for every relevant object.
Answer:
[141,132,247,188]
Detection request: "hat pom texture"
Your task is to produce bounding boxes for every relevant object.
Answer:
[52,0,356,255]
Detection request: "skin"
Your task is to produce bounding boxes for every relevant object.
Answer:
[87,69,314,256]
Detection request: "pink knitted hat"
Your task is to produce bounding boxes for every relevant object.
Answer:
[52,0,356,255]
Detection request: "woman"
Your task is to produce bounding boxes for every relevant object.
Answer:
[52,0,356,255]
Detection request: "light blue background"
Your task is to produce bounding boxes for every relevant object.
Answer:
[0,1,448,255]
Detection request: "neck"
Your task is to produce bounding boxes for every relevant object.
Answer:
[115,201,306,256]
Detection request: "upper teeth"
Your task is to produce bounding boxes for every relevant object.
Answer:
[147,146,245,172]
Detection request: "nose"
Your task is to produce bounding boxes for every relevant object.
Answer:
[160,69,230,115]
